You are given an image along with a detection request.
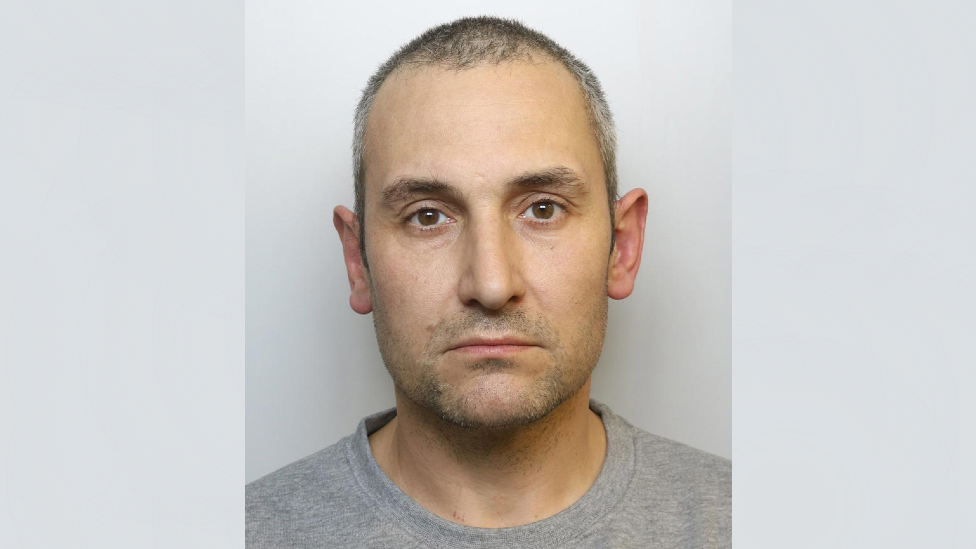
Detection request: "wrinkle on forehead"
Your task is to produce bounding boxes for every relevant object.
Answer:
[362,60,602,199]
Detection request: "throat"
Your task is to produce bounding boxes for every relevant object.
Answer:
[368,392,607,527]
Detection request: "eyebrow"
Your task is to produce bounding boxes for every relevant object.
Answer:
[380,166,588,209]
[510,166,587,194]
[381,178,463,209]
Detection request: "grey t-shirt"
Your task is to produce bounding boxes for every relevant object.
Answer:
[246,401,731,548]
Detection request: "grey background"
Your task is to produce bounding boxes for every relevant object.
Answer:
[247,2,735,483]
[1,1,241,547]
[0,0,973,547]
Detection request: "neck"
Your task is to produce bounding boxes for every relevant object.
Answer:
[368,380,607,528]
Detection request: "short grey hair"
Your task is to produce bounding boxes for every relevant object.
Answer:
[353,16,618,264]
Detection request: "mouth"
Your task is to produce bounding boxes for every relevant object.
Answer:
[447,336,537,357]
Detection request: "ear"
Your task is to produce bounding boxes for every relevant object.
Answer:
[333,206,372,314]
[608,188,648,300]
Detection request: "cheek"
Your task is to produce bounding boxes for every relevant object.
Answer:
[539,225,609,283]
[527,236,609,318]
[371,253,456,335]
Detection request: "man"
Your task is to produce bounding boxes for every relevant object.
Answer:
[247,16,731,548]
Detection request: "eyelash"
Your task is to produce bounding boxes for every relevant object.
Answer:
[406,207,453,231]
[404,198,567,231]
[520,197,567,222]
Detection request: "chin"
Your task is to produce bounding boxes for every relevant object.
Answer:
[425,370,570,429]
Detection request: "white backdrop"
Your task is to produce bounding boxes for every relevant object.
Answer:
[247,1,736,483]
[247,9,976,547]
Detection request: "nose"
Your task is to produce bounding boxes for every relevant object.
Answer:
[457,217,526,310]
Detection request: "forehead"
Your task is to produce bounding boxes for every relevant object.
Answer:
[364,60,604,197]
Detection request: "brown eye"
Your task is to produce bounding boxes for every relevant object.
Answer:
[415,208,442,226]
[529,201,556,220]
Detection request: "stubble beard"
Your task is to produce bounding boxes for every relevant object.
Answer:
[370,289,609,430]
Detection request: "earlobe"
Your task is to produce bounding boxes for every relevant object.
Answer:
[333,206,373,314]
[607,189,648,300]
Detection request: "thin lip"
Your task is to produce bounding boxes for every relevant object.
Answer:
[447,336,537,351]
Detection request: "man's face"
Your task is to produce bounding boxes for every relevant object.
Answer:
[360,60,614,428]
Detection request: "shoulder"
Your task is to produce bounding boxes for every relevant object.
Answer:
[596,402,731,495]
[246,438,351,505]
[628,414,732,498]
[631,425,732,490]
[246,435,372,548]
[608,413,732,547]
